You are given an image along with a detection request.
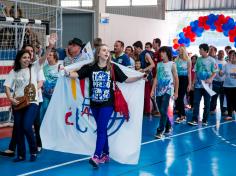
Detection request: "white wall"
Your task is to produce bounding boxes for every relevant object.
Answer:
[99,14,169,49]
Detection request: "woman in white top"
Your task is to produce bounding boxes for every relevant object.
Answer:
[3,34,57,162]
[4,50,41,162]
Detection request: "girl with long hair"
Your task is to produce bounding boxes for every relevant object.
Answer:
[67,44,144,168]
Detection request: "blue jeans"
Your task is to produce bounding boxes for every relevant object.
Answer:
[13,103,38,157]
[192,88,211,122]
[156,93,171,132]
[91,106,113,157]
[40,95,51,122]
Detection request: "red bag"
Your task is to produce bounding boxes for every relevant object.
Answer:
[111,64,129,121]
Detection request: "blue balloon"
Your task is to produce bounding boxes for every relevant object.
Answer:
[191,27,197,33]
[210,25,216,31]
[172,49,179,57]
[178,38,185,44]
[234,37,236,43]
[207,14,217,25]
[228,18,235,25]
[208,14,216,20]
[185,42,190,47]
[222,24,229,31]
[196,32,202,37]
[198,27,204,33]
[179,32,185,39]
[194,20,199,27]
[234,42,236,48]
[223,30,229,37]
[190,21,195,27]
[185,38,190,44]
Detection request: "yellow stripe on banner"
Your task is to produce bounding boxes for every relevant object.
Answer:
[71,79,76,100]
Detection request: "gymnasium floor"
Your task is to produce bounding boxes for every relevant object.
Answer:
[0,110,236,176]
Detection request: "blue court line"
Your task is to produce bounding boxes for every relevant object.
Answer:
[17,120,235,176]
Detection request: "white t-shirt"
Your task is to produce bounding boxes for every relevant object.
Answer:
[37,69,45,103]
[4,61,41,105]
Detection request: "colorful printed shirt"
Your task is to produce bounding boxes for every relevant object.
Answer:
[223,63,236,87]
[175,57,189,76]
[156,61,174,96]
[43,63,60,98]
[77,63,128,107]
[194,56,218,88]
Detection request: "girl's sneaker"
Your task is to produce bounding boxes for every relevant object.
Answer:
[99,154,110,163]
[89,155,100,168]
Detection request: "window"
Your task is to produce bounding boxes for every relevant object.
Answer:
[107,0,130,6]
[61,0,80,7]
[132,0,157,6]
[82,0,93,7]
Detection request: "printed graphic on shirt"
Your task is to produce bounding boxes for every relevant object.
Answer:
[15,72,29,90]
[230,68,236,79]
[91,71,111,102]
[176,59,188,76]
[157,64,173,96]
[195,58,217,88]
[43,65,60,96]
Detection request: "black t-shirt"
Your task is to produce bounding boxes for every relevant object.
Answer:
[77,63,128,108]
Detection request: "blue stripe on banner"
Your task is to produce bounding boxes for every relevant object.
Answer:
[0,80,5,93]
[0,50,17,60]
[0,111,10,122]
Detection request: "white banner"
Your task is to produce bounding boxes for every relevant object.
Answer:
[40,62,145,164]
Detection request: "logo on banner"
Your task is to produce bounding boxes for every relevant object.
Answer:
[64,97,126,136]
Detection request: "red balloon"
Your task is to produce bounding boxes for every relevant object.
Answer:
[229,36,234,42]
[228,29,236,37]
[173,43,180,49]
[218,14,225,24]
[187,26,192,32]
[203,24,210,30]
[190,37,196,42]
[216,26,223,32]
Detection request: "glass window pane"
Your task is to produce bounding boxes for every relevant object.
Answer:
[107,0,130,6]
[132,0,157,6]
[82,0,93,7]
[61,0,80,7]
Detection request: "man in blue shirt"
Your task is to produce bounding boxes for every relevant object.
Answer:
[112,40,131,67]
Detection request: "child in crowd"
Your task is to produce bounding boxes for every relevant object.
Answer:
[151,46,179,139]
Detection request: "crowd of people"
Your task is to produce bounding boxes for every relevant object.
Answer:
[0,32,236,168]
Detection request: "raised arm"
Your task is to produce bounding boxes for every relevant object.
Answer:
[39,33,57,66]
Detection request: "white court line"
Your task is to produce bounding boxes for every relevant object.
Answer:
[142,120,235,145]
[18,157,90,176]
[18,120,235,176]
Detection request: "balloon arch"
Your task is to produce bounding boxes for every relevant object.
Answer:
[172,14,236,51]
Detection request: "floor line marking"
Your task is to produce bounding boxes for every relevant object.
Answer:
[17,157,90,176]
[142,120,235,145]
[18,120,235,176]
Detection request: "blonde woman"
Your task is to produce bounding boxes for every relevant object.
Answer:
[175,46,191,123]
